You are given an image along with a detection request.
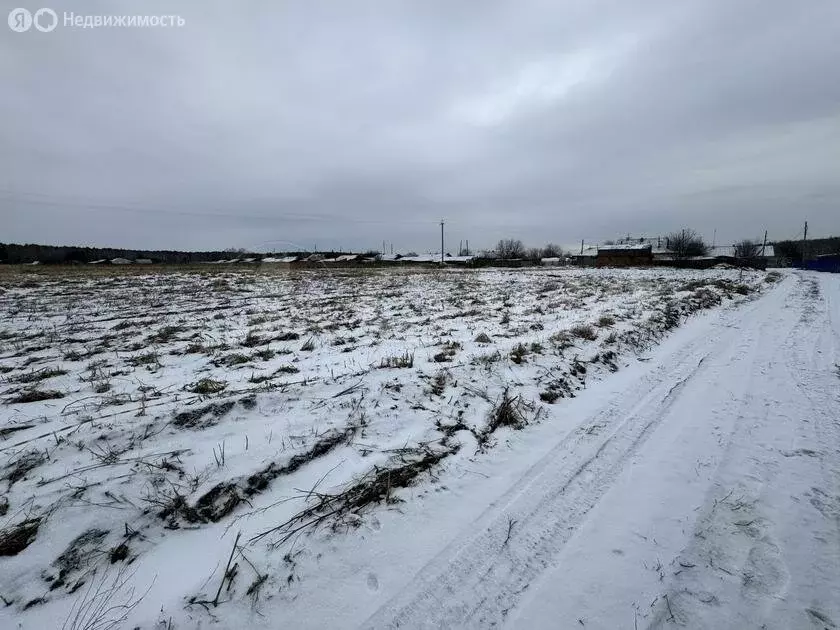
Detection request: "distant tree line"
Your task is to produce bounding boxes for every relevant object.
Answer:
[0,243,347,265]
[493,240,565,260]
[0,243,245,264]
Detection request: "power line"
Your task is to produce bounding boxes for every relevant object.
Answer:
[0,189,442,227]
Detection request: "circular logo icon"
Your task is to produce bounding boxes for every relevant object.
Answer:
[34,7,57,32]
[8,7,32,32]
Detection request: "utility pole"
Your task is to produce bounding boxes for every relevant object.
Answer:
[466,240,469,256]
[761,230,768,257]
[440,220,445,264]
[580,239,584,255]
[802,220,808,263]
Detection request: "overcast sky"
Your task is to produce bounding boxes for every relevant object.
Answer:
[2,0,839,253]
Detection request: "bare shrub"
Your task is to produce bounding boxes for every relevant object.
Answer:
[734,240,761,258]
[474,389,537,448]
[488,390,528,431]
[541,243,564,258]
[495,239,526,259]
[666,229,709,258]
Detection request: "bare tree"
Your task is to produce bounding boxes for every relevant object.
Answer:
[524,247,541,260]
[734,239,761,258]
[496,239,526,259]
[666,229,708,258]
[541,243,564,258]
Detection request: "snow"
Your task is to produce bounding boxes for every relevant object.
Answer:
[1,267,836,629]
[398,255,438,262]
[261,256,298,264]
[507,271,839,629]
[598,243,652,251]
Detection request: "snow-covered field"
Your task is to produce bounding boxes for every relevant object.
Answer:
[3,265,832,630]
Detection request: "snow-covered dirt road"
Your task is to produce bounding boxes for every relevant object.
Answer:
[364,271,840,630]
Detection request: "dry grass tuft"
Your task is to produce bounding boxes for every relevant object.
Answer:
[251,443,457,547]
[0,518,41,556]
[11,366,67,384]
[5,388,65,404]
[597,315,616,328]
[570,324,598,341]
[186,378,227,395]
[379,351,414,369]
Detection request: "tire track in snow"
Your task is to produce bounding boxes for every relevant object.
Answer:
[646,272,840,629]
[362,292,773,629]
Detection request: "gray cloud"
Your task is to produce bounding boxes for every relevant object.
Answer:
[2,0,839,252]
